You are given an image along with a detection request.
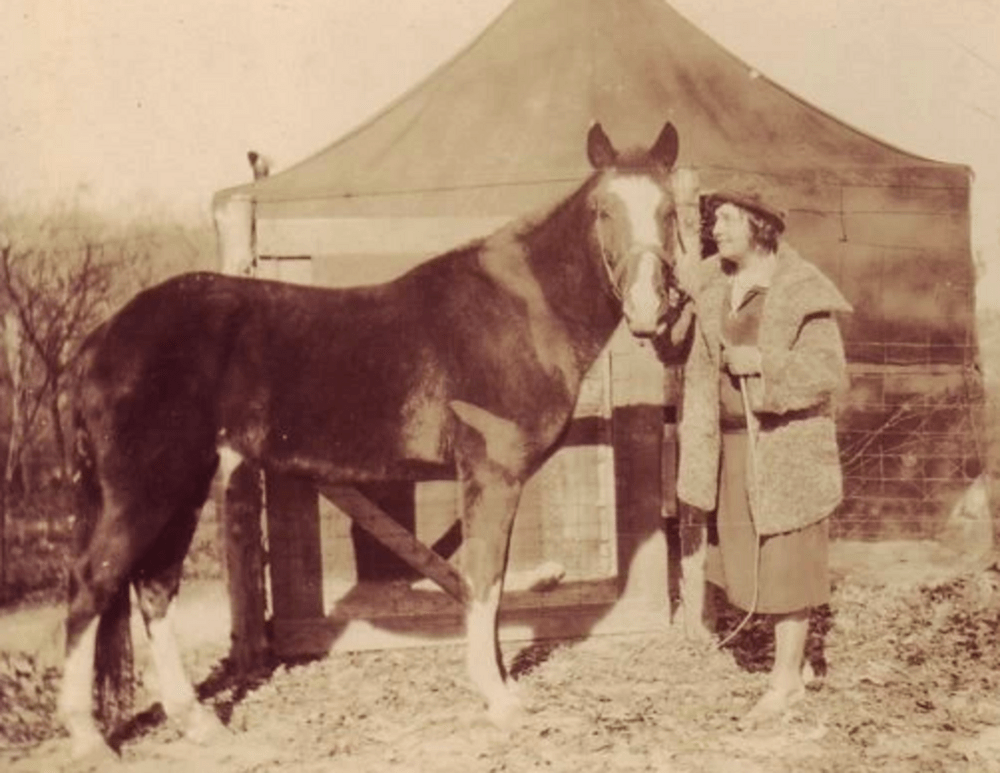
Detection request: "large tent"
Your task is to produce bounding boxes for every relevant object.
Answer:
[214,0,974,365]
[210,0,979,654]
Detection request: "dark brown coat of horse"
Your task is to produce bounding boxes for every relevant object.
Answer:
[58,122,686,760]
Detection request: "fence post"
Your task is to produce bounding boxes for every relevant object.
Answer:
[220,461,268,672]
[213,194,269,670]
[265,474,324,625]
[609,325,669,614]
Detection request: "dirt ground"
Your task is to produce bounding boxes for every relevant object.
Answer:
[3,539,1000,773]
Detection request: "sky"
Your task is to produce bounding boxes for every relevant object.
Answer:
[1,0,998,224]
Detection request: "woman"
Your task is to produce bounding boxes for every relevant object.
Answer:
[677,183,852,724]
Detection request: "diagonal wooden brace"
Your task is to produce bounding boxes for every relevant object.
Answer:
[317,484,469,604]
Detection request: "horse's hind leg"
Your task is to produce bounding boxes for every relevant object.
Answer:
[135,566,224,743]
[134,477,224,743]
[59,602,111,760]
[59,507,138,761]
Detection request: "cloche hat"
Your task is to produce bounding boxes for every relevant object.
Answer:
[702,183,787,233]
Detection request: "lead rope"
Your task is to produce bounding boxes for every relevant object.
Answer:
[716,374,762,649]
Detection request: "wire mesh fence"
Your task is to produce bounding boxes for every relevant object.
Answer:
[834,354,984,540]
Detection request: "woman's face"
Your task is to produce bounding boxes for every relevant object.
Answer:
[711,202,753,263]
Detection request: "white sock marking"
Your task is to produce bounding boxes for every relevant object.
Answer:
[58,617,103,751]
[147,603,197,716]
[466,581,505,704]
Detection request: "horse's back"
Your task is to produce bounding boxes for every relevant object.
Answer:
[77,272,250,419]
[73,250,580,483]
[76,270,456,477]
[72,274,252,502]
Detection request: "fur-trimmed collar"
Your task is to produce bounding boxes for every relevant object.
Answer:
[698,244,851,315]
[693,243,852,352]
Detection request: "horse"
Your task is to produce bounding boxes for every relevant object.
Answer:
[58,120,687,760]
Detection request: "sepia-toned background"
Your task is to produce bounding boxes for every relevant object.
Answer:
[1,0,996,221]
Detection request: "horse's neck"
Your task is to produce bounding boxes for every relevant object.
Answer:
[518,189,621,365]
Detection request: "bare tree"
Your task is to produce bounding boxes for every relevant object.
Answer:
[0,238,121,486]
[0,228,133,595]
[0,204,217,596]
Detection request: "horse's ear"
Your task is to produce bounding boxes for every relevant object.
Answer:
[587,123,617,169]
[649,122,679,169]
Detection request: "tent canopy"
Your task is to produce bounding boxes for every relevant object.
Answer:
[214,0,973,364]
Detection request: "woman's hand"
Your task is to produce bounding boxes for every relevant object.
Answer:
[722,344,762,376]
[669,298,696,346]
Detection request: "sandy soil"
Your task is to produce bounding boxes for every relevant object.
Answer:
[3,540,1000,772]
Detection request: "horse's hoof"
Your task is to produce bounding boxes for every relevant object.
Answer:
[487,688,525,730]
[677,602,715,645]
[184,704,227,745]
[505,678,524,701]
[683,619,715,646]
[70,732,119,768]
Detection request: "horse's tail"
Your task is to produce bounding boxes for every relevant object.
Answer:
[94,583,134,732]
[71,334,135,731]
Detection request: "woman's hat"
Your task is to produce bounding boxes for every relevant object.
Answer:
[702,184,787,233]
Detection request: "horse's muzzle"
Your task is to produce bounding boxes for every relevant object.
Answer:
[622,249,677,338]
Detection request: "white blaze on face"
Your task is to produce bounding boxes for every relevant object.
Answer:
[609,176,664,246]
[608,176,667,332]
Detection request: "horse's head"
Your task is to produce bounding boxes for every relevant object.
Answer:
[586,121,689,338]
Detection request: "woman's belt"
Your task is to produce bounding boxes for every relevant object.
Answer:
[720,416,748,433]
[719,404,831,434]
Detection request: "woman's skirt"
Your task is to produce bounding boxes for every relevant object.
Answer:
[705,430,831,614]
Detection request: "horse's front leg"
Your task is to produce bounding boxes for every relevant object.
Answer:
[451,400,528,727]
[460,464,523,725]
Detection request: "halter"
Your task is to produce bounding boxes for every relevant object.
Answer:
[596,210,689,302]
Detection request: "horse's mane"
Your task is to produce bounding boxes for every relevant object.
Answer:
[436,146,670,272]
[483,147,668,250]
[483,172,600,253]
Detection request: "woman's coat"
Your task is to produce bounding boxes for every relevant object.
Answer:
[677,244,853,536]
